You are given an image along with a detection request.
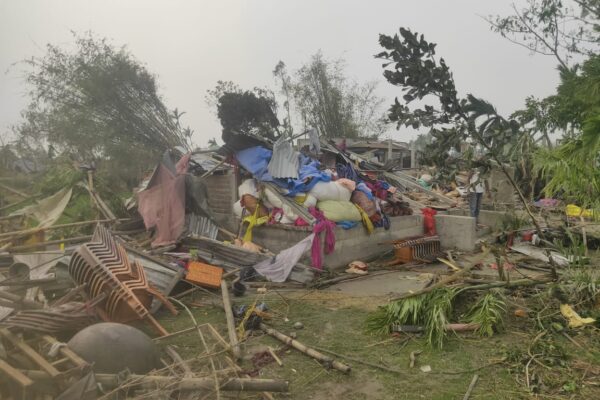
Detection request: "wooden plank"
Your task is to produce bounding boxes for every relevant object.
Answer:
[0,328,60,378]
[42,335,88,367]
[0,358,34,387]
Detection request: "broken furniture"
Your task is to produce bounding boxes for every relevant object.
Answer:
[385,235,443,266]
[0,329,89,399]
[68,225,174,336]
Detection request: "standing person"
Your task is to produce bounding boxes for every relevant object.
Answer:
[467,167,490,224]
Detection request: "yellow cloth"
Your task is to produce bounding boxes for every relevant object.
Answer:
[560,304,595,328]
[565,204,594,218]
[242,202,269,242]
[354,204,374,234]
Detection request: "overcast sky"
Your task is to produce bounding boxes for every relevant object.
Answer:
[0,0,560,147]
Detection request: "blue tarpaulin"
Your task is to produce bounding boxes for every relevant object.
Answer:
[236,147,331,196]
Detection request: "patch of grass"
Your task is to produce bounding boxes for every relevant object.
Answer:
[153,290,600,399]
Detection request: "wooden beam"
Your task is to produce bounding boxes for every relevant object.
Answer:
[42,335,88,367]
[0,328,60,378]
[0,358,34,388]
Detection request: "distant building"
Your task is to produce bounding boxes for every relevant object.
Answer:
[346,140,412,166]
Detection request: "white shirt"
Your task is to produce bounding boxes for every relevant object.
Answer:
[469,171,485,193]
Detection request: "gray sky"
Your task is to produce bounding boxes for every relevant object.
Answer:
[0,0,560,147]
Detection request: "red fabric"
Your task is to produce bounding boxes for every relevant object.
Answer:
[421,208,437,236]
[308,207,335,270]
[365,181,388,200]
[137,157,188,248]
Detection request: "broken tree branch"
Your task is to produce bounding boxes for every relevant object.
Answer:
[390,250,489,301]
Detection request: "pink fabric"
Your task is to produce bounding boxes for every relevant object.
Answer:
[176,153,191,174]
[268,208,284,225]
[308,207,336,270]
[336,178,356,192]
[294,217,310,227]
[137,156,189,248]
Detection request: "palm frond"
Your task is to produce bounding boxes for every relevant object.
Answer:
[465,291,506,337]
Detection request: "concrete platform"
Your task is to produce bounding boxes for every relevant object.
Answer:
[325,269,438,298]
[252,215,424,270]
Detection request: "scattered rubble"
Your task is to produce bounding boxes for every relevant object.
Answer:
[1,131,599,399]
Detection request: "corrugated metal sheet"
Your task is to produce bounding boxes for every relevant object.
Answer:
[123,245,184,313]
[181,237,315,283]
[268,137,299,179]
[307,128,320,154]
[190,153,227,172]
[185,214,219,239]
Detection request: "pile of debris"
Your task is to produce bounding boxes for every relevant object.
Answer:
[2,127,598,399]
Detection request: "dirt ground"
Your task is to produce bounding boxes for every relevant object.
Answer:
[153,272,600,400]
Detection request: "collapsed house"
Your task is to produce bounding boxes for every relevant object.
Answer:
[132,130,485,281]
[0,128,537,399]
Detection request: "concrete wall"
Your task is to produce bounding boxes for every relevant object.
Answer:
[252,215,424,269]
[447,209,507,231]
[435,214,477,251]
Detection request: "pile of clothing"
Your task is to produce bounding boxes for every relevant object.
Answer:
[232,144,412,234]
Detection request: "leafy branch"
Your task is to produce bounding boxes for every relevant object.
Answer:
[377,27,543,234]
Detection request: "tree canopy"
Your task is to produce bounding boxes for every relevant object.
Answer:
[488,0,600,208]
[487,0,600,68]
[286,52,386,138]
[15,33,192,185]
[206,81,280,145]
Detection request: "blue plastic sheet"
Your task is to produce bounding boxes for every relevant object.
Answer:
[236,147,331,196]
[336,221,359,230]
[235,146,274,182]
[356,182,374,200]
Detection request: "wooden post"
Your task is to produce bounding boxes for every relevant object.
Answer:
[221,280,241,360]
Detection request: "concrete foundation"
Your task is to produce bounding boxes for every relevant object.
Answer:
[435,214,477,251]
[251,215,424,269]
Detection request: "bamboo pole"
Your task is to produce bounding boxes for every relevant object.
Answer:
[0,218,129,239]
[463,374,479,400]
[221,280,241,360]
[259,323,351,374]
[0,183,29,198]
[458,277,553,292]
[22,371,289,392]
[5,235,91,252]
[153,326,197,342]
